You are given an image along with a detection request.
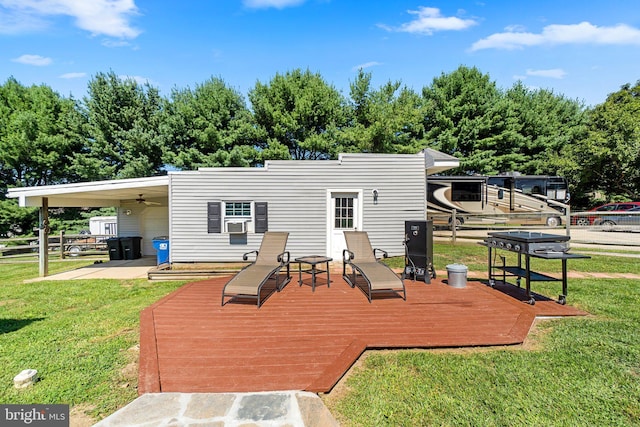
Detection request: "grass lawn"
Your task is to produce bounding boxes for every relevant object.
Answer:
[325,242,640,426]
[0,242,639,425]
[0,259,186,422]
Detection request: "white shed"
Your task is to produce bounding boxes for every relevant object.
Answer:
[168,153,431,262]
[6,151,459,272]
[89,216,117,236]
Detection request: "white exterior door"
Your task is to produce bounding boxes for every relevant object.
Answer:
[328,191,361,260]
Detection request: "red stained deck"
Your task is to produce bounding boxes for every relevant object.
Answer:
[139,274,586,395]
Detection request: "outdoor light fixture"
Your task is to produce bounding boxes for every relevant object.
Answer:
[125,209,132,216]
[372,189,379,205]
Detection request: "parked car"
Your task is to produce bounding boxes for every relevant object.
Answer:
[573,202,640,226]
[593,206,640,231]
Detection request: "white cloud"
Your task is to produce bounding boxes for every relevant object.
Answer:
[0,0,141,38]
[471,21,640,51]
[242,0,305,9]
[102,39,132,48]
[12,54,52,66]
[119,74,156,86]
[526,68,567,79]
[0,8,48,33]
[352,61,382,71]
[59,72,86,79]
[380,6,477,35]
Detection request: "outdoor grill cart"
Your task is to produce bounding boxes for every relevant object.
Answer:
[481,231,590,305]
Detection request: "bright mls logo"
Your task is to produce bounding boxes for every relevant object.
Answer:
[1,405,69,426]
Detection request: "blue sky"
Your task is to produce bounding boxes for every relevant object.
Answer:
[1,0,639,107]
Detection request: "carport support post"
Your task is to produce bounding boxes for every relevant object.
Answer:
[59,230,65,259]
[39,197,49,277]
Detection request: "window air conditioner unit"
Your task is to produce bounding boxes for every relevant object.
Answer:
[226,221,247,234]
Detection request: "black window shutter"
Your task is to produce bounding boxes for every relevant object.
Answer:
[207,202,222,233]
[255,202,268,233]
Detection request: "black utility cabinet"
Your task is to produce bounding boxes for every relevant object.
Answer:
[403,220,435,283]
[120,236,142,260]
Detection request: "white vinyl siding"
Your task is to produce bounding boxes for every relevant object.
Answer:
[117,204,169,256]
[168,153,427,262]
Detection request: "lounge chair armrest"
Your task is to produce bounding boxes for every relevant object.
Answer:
[242,250,259,261]
[374,248,389,259]
[343,249,354,263]
[277,251,290,265]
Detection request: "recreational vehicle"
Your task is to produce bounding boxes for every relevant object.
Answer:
[427,174,569,228]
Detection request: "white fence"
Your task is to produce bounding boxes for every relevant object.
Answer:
[430,210,640,248]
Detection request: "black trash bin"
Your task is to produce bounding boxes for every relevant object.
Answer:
[106,237,123,260]
[120,236,142,260]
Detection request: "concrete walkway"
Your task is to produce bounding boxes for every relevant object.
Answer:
[93,391,339,427]
[25,257,156,282]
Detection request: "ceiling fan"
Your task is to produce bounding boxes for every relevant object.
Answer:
[135,194,160,206]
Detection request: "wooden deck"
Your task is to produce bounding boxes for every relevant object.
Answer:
[139,274,586,395]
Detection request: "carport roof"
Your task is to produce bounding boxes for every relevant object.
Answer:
[6,176,168,208]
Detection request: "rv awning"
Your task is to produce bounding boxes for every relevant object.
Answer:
[6,176,169,208]
[423,148,460,175]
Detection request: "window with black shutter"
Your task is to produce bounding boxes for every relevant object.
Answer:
[209,201,268,233]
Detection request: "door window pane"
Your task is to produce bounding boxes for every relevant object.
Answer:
[335,197,354,229]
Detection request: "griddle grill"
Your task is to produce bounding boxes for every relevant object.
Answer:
[481,231,589,305]
[486,231,569,255]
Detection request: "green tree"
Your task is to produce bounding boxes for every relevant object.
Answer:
[0,199,37,237]
[564,81,640,204]
[162,77,261,169]
[248,68,349,160]
[0,77,85,188]
[339,69,426,154]
[75,71,165,180]
[421,67,587,177]
[422,66,503,174]
[504,83,587,176]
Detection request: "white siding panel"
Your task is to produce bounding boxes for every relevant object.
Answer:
[169,154,426,262]
[117,205,144,237]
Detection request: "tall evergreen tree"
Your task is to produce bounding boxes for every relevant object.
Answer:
[504,82,587,176]
[422,66,503,174]
[75,71,165,180]
[249,68,349,160]
[161,77,261,169]
[0,77,85,188]
[339,69,426,154]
